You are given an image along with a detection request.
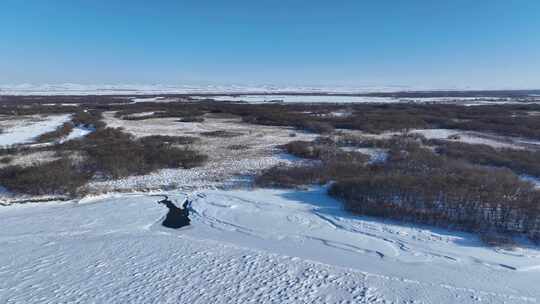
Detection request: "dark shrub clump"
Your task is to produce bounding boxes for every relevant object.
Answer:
[436,142,540,177]
[0,158,90,195]
[178,116,204,123]
[138,135,199,146]
[255,164,326,188]
[200,130,243,138]
[0,156,13,164]
[328,144,540,240]
[63,128,207,179]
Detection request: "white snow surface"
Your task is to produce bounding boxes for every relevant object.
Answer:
[60,125,94,143]
[192,95,537,105]
[193,94,516,104]
[0,83,415,96]
[130,97,181,103]
[410,129,530,149]
[193,95,398,104]
[1,187,540,303]
[0,114,71,146]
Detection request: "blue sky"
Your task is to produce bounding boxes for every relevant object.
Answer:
[1,0,539,89]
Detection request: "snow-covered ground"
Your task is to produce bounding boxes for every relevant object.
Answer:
[1,188,539,303]
[0,114,70,146]
[2,107,540,303]
[410,128,539,150]
[192,94,526,105]
[130,97,182,103]
[0,83,417,96]
[60,125,94,143]
[192,95,399,104]
[88,112,317,193]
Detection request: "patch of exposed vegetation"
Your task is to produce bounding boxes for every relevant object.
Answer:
[0,158,90,195]
[0,156,13,164]
[178,116,204,122]
[0,110,207,196]
[257,136,540,243]
[138,135,199,146]
[200,130,243,138]
[435,141,540,177]
[60,127,207,179]
[227,144,249,150]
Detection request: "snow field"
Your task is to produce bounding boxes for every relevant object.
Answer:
[1,190,539,303]
[0,114,71,146]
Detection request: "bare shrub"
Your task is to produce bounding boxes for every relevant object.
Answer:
[200,130,243,138]
[303,121,334,134]
[138,135,199,146]
[227,144,249,150]
[255,164,326,188]
[178,116,204,122]
[59,128,207,179]
[72,110,104,129]
[282,141,322,159]
[0,156,13,164]
[479,232,517,249]
[0,158,90,195]
[329,146,540,239]
[436,142,540,177]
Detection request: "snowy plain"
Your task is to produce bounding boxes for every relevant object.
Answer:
[191,94,399,104]
[2,103,540,302]
[410,128,540,150]
[1,188,540,303]
[0,83,412,96]
[190,94,522,105]
[0,114,70,146]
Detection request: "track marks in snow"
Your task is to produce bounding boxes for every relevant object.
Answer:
[2,190,540,303]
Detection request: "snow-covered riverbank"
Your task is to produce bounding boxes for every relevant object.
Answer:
[1,188,539,303]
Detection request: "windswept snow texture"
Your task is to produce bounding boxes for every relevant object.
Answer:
[1,188,540,303]
[0,114,70,146]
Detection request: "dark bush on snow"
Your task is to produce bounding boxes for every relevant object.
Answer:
[256,139,370,188]
[0,156,13,164]
[227,144,249,150]
[303,121,334,134]
[178,116,204,123]
[0,158,90,195]
[282,141,323,159]
[436,141,540,177]
[255,164,327,188]
[71,110,104,129]
[65,128,207,179]
[328,145,540,241]
[258,135,540,242]
[200,130,243,138]
[479,232,517,248]
[138,135,199,146]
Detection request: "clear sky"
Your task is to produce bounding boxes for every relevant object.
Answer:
[1,0,539,89]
